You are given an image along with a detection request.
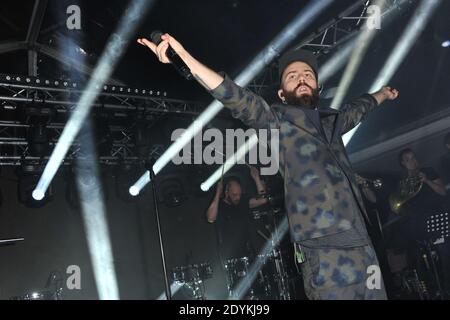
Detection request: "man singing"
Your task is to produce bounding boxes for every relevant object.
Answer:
[138,33,399,300]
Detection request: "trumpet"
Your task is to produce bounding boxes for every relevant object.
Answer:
[358,176,384,189]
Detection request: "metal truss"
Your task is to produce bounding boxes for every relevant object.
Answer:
[0,0,125,84]
[0,119,167,166]
[247,0,410,95]
[0,118,167,167]
[0,73,204,115]
[0,73,205,166]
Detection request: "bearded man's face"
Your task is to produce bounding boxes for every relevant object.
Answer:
[278,61,319,108]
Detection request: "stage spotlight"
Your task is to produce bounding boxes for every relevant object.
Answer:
[129,186,140,197]
[32,189,45,201]
[159,177,187,208]
[442,40,450,48]
[33,0,155,202]
[129,171,150,196]
[17,164,53,208]
[114,163,140,202]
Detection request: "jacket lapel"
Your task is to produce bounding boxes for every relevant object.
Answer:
[273,104,326,144]
[318,108,340,144]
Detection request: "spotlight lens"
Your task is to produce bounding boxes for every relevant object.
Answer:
[442,40,450,48]
[129,186,139,196]
[32,189,45,201]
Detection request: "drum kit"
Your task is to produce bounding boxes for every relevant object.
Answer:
[223,247,294,300]
[170,206,299,300]
[171,262,213,299]
[171,249,295,300]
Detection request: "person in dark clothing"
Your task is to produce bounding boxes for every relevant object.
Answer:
[393,148,448,295]
[138,32,399,300]
[396,148,447,224]
[206,167,268,298]
[206,167,268,260]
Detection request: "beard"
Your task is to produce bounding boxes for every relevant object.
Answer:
[282,84,320,108]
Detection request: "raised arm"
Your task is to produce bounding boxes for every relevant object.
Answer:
[419,172,447,197]
[138,34,223,90]
[340,86,399,135]
[356,174,377,204]
[206,181,223,223]
[248,166,269,209]
[138,33,278,129]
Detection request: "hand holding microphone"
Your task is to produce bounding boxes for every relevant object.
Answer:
[137,31,193,80]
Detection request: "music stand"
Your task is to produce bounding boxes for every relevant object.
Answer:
[426,212,449,242]
[423,212,449,299]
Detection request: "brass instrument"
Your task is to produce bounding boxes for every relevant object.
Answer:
[389,174,423,214]
[361,178,383,189]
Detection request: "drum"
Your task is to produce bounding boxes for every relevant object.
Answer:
[225,257,249,278]
[224,257,250,297]
[172,266,186,283]
[181,264,200,283]
[197,262,213,280]
[172,262,213,283]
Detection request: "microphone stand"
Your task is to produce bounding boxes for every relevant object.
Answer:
[146,160,172,300]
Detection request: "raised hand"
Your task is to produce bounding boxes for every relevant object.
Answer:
[380,86,399,101]
[137,33,186,64]
[371,86,400,105]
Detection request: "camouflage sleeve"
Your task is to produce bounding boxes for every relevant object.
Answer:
[209,74,279,129]
[340,93,379,135]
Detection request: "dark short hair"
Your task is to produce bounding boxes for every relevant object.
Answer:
[445,133,450,146]
[398,148,414,167]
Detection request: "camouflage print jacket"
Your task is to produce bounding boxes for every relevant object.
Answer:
[210,75,379,243]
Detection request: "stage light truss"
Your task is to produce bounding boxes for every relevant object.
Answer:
[0,120,165,166]
[247,0,406,95]
[0,73,204,166]
[0,73,204,115]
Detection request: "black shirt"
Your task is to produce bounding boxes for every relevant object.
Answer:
[400,167,447,241]
[402,167,446,216]
[215,195,253,260]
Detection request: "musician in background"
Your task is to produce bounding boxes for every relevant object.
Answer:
[397,148,447,217]
[394,148,448,295]
[206,166,268,260]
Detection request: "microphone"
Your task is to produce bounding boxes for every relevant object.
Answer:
[150,30,193,80]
